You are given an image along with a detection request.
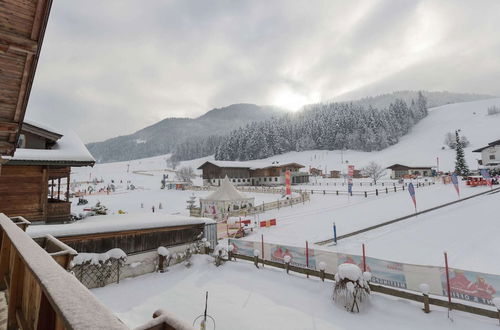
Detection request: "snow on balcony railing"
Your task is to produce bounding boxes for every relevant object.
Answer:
[0,213,194,330]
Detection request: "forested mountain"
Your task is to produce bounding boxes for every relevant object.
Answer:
[86,104,283,163]
[87,91,495,163]
[214,93,428,161]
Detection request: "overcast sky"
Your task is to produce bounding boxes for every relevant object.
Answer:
[27,0,500,143]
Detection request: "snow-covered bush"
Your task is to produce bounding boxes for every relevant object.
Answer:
[213,242,228,267]
[333,263,371,312]
[72,248,127,268]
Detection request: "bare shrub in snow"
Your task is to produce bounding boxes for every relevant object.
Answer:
[333,263,371,312]
[176,166,196,183]
[167,156,180,170]
[444,132,470,149]
[360,161,386,184]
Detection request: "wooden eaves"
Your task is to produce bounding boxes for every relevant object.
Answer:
[0,0,53,156]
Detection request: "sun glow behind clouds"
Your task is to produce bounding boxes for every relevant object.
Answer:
[272,89,320,112]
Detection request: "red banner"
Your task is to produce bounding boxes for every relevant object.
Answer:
[348,165,355,177]
[285,170,291,195]
[260,219,277,228]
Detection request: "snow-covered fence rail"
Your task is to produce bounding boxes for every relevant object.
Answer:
[228,238,500,312]
[0,213,194,330]
[228,248,498,320]
[300,181,435,197]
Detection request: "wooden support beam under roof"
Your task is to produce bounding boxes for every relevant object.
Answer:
[0,0,53,157]
[0,122,19,133]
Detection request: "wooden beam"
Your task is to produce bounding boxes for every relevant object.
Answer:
[0,30,38,54]
[0,122,19,133]
[0,141,15,153]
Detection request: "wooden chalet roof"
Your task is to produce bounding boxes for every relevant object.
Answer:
[386,164,433,170]
[472,139,500,152]
[198,160,305,170]
[0,0,53,156]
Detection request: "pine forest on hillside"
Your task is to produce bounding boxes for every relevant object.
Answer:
[207,93,428,161]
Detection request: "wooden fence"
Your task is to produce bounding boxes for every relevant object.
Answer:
[188,182,436,198]
[229,252,499,320]
[191,192,310,218]
[0,213,193,330]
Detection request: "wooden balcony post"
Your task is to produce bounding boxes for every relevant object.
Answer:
[0,232,11,290]
[36,292,56,329]
[7,254,25,330]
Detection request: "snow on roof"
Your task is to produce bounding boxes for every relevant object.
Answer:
[386,164,435,169]
[27,213,212,238]
[198,160,304,170]
[201,176,253,202]
[5,128,95,165]
[23,118,63,136]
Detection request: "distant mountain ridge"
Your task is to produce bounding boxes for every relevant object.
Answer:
[86,103,284,163]
[87,91,496,163]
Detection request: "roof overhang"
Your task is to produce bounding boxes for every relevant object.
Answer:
[0,0,53,156]
[22,121,62,143]
[4,159,95,167]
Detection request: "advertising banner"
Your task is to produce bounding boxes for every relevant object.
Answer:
[228,239,256,257]
[230,239,500,307]
[268,243,316,269]
[366,257,407,289]
[441,268,500,306]
[404,264,443,296]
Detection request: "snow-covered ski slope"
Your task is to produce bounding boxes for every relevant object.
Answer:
[177,97,500,173]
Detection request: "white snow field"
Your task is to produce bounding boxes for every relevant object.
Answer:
[333,189,500,274]
[92,255,498,330]
[66,98,500,329]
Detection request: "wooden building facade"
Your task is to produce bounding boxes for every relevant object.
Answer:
[0,121,94,222]
[387,164,434,179]
[53,223,205,254]
[198,161,309,186]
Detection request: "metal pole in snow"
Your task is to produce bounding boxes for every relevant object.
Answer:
[333,222,337,245]
[444,252,452,314]
[362,244,366,272]
[306,241,309,278]
[261,234,264,268]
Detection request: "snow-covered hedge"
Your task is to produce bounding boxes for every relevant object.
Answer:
[72,248,126,267]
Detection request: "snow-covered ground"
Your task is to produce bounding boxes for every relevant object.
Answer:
[63,98,500,329]
[333,190,500,274]
[92,255,498,330]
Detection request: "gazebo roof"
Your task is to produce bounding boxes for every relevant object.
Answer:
[202,176,253,202]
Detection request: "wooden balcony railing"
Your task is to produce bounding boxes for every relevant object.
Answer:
[0,213,194,330]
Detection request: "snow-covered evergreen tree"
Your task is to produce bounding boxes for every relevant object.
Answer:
[454,130,469,176]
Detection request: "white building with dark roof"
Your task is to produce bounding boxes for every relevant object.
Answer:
[473,139,500,168]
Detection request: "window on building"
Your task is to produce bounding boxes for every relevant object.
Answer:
[238,179,241,182]
[17,134,26,148]
[275,177,278,181]
[490,155,496,160]
[264,178,267,182]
